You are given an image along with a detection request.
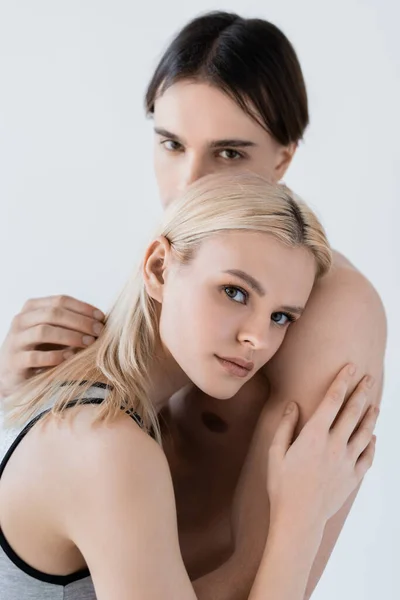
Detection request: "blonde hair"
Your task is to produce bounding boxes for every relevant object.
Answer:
[5,173,332,444]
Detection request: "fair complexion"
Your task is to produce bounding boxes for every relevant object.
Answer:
[0,230,378,599]
[0,229,315,580]
[153,81,296,206]
[144,232,315,404]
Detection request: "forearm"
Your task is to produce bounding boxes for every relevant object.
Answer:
[193,517,324,600]
[248,516,325,600]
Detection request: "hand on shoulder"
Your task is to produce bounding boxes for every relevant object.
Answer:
[0,295,105,399]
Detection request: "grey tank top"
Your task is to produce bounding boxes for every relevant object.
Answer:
[0,383,145,600]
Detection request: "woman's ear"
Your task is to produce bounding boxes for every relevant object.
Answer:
[143,236,171,303]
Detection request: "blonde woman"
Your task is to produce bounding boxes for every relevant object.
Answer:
[0,175,378,600]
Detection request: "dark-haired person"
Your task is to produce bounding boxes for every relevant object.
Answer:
[0,11,386,600]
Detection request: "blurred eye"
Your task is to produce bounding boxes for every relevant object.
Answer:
[271,312,296,327]
[161,139,183,152]
[218,149,244,160]
[224,286,248,304]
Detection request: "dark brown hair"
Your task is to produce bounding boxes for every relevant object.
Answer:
[145,11,309,146]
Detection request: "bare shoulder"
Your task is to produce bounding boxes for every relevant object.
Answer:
[304,249,387,337]
[2,406,195,598]
[41,405,169,492]
[0,405,169,563]
[264,250,387,410]
[53,407,194,598]
[4,405,170,526]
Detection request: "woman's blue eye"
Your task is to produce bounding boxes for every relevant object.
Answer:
[271,312,294,326]
[224,286,247,304]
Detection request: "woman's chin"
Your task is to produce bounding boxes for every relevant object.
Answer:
[181,359,251,400]
[193,379,245,401]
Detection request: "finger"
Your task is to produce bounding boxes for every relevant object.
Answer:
[16,348,76,372]
[331,375,374,442]
[12,306,104,339]
[15,324,96,351]
[355,435,376,480]
[348,405,380,461]
[308,364,357,431]
[20,295,105,321]
[269,402,299,460]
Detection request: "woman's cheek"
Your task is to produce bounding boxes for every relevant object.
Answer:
[186,290,220,343]
[267,327,288,361]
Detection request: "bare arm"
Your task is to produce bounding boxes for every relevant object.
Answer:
[60,412,266,600]
[51,409,198,600]
[191,509,320,600]
[266,259,386,599]
[57,370,377,600]
[230,257,387,599]
[3,365,376,600]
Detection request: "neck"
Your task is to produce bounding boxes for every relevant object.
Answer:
[146,344,190,413]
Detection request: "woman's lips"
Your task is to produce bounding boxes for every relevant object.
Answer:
[215,355,254,378]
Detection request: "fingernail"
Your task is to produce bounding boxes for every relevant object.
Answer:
[83,335,95,346]
[366,376,375,388]
[92,322,104,336]
[94,309,105,321]
[63,350,74,360]
[348,364,357,375]
[284,402,295,415]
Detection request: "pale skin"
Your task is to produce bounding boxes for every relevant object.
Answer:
[0,82,387,598]
[0,232,378,600]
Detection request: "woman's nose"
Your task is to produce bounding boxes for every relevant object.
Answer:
[237,316,272,352]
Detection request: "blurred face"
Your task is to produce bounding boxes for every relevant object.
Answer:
[153,81,296,207]
[155,231,316,400]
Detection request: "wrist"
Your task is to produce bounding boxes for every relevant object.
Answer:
[269,507,326,544]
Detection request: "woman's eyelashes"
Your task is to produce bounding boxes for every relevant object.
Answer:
[223,285,248,304]
[222,285,297,327]
[271,312,296,327]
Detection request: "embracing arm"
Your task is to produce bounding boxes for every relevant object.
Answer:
[230,256,386,600]
[266,258,386,598]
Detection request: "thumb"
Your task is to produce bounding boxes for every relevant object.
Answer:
[271,402,299,458]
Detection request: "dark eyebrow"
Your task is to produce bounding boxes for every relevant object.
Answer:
[154,128,257,149]
[154,127,182,141]
[210,139,257,149]
[223,269,305,315]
